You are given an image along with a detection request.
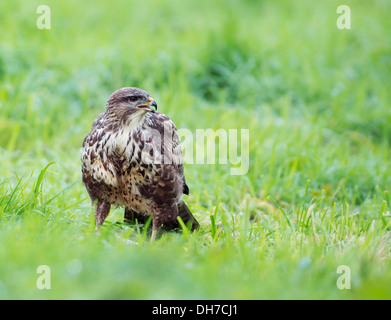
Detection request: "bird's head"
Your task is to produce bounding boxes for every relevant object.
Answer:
[106,87,158,117]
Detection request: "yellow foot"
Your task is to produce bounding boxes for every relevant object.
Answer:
[151,229,157,242]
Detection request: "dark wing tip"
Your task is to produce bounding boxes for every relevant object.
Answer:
[183,183,189,196]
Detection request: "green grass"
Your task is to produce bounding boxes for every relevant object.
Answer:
[0,0,391,299]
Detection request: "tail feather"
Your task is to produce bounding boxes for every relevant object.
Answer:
[177,199,199,231]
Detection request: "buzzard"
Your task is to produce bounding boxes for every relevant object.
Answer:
[81,87,199,240]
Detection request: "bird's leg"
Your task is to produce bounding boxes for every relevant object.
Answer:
[151,214,162,242]
[151,228,158,242]
[95,200,111,228]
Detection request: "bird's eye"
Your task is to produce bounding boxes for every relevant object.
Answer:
[128,96,138,102]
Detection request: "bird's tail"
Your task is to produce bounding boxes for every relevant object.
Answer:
[177,199,200,231]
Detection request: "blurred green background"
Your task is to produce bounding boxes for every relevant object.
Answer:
[0,0,390,299]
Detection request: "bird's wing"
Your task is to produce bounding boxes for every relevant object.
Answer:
[145,112,189,195]
[81,113,119,193]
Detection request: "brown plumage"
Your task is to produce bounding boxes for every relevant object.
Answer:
[81,87,199,240]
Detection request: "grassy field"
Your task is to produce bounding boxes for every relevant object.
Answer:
[0,0,390,299]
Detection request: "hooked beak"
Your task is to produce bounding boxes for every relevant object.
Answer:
[136,97,157,113]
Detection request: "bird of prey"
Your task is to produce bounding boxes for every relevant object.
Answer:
[81,87,199,240]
